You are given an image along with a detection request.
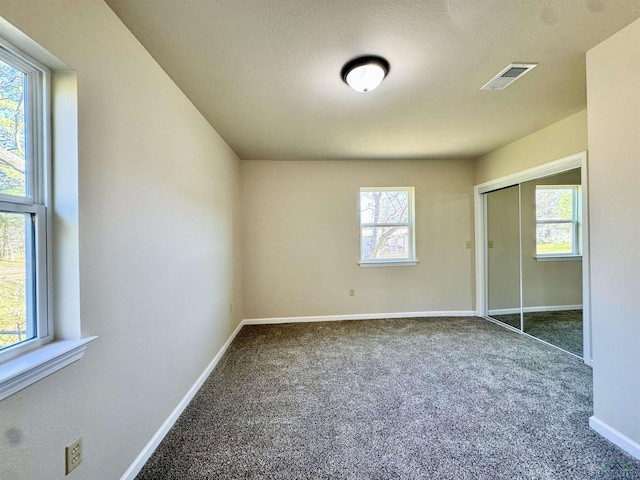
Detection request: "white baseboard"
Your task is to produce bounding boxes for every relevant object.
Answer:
[590,416,640,460]
[120,321,246,480]
[488,304,583,315]
[242,310,475,325]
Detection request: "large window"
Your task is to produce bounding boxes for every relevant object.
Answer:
[535,185,580,257]
[359,187,415,265]
[0,40,50,359]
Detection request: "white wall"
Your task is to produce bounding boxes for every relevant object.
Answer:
[0,1,242,479]
[241,159,475,319]
[587,17,640,452]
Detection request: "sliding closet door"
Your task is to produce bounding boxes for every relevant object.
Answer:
[521,169,583,356]
[486,185,521,329]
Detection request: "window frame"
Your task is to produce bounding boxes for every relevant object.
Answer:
[534,184,581,259]
[358,186,417,267]
[0,26,95,403]
[0,37,52,363]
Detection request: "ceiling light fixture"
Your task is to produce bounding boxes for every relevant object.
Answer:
[341,56,390,93]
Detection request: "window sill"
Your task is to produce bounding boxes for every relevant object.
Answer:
[535,255,582,262]
[359,260,419,268]
[0,336,97,401]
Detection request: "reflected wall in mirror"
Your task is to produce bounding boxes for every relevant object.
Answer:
[486,185,521,330]
[521,169,583,356]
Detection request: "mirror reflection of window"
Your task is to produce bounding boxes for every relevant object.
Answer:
[535,185,581,257]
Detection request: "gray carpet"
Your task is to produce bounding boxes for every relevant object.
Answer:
[491,310,583,357]
[136,317,640,479]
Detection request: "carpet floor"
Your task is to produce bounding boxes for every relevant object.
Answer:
[490,310,583,357]
[135,317,640,480]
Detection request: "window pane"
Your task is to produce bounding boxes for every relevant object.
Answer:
[361,226,409,260]
[0,58,26,197]
[0,212,33,350]
[360,190,409,224]
[535,188,573,221]
[536,223,573,255]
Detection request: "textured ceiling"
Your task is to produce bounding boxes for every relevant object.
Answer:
[104,0,640,160]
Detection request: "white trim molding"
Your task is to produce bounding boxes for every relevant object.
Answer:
[120,322,245,480]
[474,152,587,195]
[488,304,583,315]
[590,416,640,460]
[535,255,582,262]
[358,260,419,268]
[243,311,475,325]
[0,336,97,401]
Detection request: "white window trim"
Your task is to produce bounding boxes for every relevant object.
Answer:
[359,187,417,266]
[535,185,581,259]
[358,260,419,267]
[535,255,581,262]
[0,28,94,401]
[0,202,49,354]
[0,337,96,401]
[0,39,52,360]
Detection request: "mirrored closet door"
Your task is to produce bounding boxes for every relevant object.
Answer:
[484,168,584,358]
[487,184,522,331]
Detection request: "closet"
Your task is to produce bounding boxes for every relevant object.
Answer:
[475,154,590,361]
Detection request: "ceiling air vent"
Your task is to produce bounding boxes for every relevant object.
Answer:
[481,63,538,90]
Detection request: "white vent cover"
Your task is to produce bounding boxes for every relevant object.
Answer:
[481,63,538,90]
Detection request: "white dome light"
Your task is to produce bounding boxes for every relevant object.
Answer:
[341,56,390,93]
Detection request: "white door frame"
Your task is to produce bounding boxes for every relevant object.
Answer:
[473,151,591,365]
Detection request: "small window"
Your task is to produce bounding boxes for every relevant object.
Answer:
[0,41,50,358]
[535,185,580,257]
[359,187,415,265]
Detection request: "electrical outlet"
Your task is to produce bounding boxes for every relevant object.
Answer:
[465,241,472,249]
[488,240,494,248]
[229,303,233,313]
[65,437,82,475]
[349,289,355,296]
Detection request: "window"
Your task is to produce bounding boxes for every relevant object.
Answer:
[359,187,416,265]
[0,28,92,403]
[0,40,50,360]
[535,185,580,257]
